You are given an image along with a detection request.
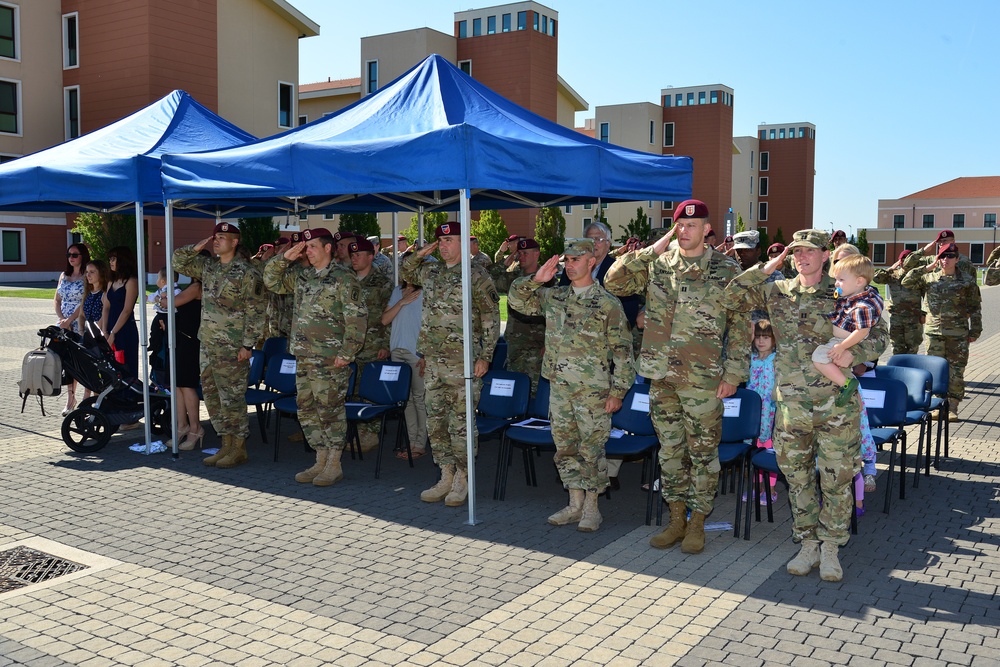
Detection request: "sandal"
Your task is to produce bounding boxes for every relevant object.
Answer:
[863,474,876,493]
[396,448,425,460]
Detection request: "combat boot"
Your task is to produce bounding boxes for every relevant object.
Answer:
[577,491,602,532]
[295,448,329,483]
[203,434,232,467]
[313,447,344,486]
[547,489,585,525]
[649,501,687,549]
[948,400,960,422]
[444,466,469,506]
[681,511,707,554]
[216,437,248,468]
[359,430,380,453]
[786,539,821,576]
[819,542,843,582]
[421,464,455,503]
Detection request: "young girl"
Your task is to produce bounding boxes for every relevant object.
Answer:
[853,362,878,516]
[747,320,779,503]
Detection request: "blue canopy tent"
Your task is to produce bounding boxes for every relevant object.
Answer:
[0,90,256,453]
[161,55,693,522]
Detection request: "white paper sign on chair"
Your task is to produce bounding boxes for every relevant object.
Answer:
[723,397,741,418]
[279,359,296,374]
[379,365,401,382]
[490,378,515,397]
[860,388,885,409]
[631,392,650,412]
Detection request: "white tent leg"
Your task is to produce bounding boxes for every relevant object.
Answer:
[164,202,179,457]
[135,202,154,453]
[392,211,398,286]
[460,190,479,525]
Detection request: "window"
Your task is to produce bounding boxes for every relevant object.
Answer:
[64,86,80,140]
[759,152,769,171]
[533,13,539,31]
[769,129,776,139]
[1,228,24,263]
[663,95,670,107]
[985,213,997,228]
[759,177,768,197]
[541,15,547,34]
[663,201,674,210]
[663,122,674,147]
[758,202,768,221]
[648,201,655,208]
[698,91,706,105]
[459,60,472,76]
[583,203,592,210]
[0,3,15,59]
[953,213,965,228]
[649,120,654,144]
[517,11,526,30]
[458,20,467,38]
[922,214,934,228]
[799,127,807,138]
[872,243,886,264]
[749,206,753,221]
[750,150,754,169]
[298,115,307,126]
[502,13,511,32]
[686,92,694,105]
[710,90,718,104]
[582,218,592,230]
[278,81,294,128]
[749,177,752,194]
[323,213,335,221]
[0,78,19,134]
[893,214,905,228]
[661,217,671,227]
[298,212,308,221]
[549,19,556,36]
[971,243,984,264]
[564,205,572,213]
[63,12,78,68]
[759,130,766,140]
[779,129,785,139]
[599,122,609,143]
[366,60,378,95]
[487,16,496,34]
[472,18,481,36]
[904,243,918,252]
[675,93,682,107]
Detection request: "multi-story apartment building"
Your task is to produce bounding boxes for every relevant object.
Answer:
[0,0,318,280]
[869,176,1000,266]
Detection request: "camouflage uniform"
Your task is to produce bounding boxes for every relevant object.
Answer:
[605,245,748,514]
[263,256,367,451]
[371,251,394,281]
[400,254,500,468]
[508,278,634,492]
[252,257,292,341]
[984,246,1000,287]
[872,266,923,355]
[901,267,981,406]
[472,251,493,271]
[492,262,546,394]
[354,269,393,443]
[173,245,266,439]
[903,246,976,281]
[722,264,888,546]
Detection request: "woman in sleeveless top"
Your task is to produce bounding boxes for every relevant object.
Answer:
[100,246,140,380]
[55,243,90,414]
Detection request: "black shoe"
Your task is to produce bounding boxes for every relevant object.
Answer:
[609,476,620,491]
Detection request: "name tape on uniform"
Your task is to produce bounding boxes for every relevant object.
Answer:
[860,388,885,409]
[723,397,742,418]
[631,392,650,412]
[379,365,401,382]
[280,359,297,374]
[490,378,515,397]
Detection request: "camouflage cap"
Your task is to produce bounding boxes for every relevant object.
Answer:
[732,230,759,250]
[563,238,595,256]
[786,229,831,250]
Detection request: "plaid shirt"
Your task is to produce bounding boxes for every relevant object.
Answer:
[830,285,884,332]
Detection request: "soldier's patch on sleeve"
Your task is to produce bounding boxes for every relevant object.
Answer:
[253,278,265,298]
[351,287,361,303]
[489,288,500,304]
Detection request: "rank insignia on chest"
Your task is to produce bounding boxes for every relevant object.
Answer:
[681,286,687,292]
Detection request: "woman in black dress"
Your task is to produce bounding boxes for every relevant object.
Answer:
[100,246,140,379]
[170,280,204,450]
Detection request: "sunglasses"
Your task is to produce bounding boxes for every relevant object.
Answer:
[67,252,81,258]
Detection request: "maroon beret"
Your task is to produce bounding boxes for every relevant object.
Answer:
[936,243,958,259]
[517,239,539,250]
[832,230,847,240]
[213,222,239,235]
[507,234,520,243]
[332,231,355,243]
[348,239,375,254]
[898,249,912,263]
[302,228,333,241]
[435,222,461,238]
[935,229,955,242]
[673,199,710,223]
[274,237,290,247]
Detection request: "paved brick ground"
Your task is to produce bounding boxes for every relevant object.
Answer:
[0,291,997,666]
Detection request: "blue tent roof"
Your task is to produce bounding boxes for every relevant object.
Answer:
[162,55,692,213]
[0,90,255,213]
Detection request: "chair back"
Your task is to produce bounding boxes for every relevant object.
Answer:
[247,349,265,387]
[720,388,762,444]
[887,354,949,397]
[612,384,655,436]
[478,370,530,420]
[358,361,412,405]
[858,376,908,428]
[528,376,550,418]
[261,337,288,366]
[874,365,931,411]
[491,337,508,371]
[347,362,358,397]
[264,352,298,394]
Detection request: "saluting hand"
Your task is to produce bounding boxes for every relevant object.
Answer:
[194,236,215,252]
[283,241,307,261]
[533,254,560,283]
[416,241,438,258]
[651,224,677,255]
[763,245,789,275]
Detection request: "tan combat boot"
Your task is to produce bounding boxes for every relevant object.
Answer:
[819,542,843,582]
[948,400,960,422]
[313,447,344,486]
[577,491,602,532]
[216,437,248,468]
[650,501,688,549]
[359,430,380,453]
[295,448,329,483]
[681,511,707,554]
[786,539,821,576]
[548,489,585,525]
[421,464,455,503]
[203,434,231,467]
[444,466,469,507]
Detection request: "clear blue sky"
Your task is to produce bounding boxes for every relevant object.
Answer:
[292,0,1000,236]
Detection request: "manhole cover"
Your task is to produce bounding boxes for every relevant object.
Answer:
[0,546,88,593]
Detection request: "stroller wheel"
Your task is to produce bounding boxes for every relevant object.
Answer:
[62,407,114,453]
[149,399,172,435]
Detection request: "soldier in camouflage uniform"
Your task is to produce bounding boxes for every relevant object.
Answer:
[251,240,292,342]
[263,228,367,485]
[902,229,976,280]
[469,236,493,271]
[174,222,266,468]
[984,245,1000,286]
[366,235,395,281]
[872,249,923,355]
[332,231,355,267]
[491,238,547,394]
[508,239,634,532]
[605,200,747,554]
[401,221,501,507]
[348,238,393,452]
[722,229,889,582]
[902,242,981,420]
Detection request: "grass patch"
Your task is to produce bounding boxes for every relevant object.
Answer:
[500,294,507,322]
[0,289,57,299]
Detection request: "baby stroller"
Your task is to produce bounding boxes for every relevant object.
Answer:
[36,323,171,453]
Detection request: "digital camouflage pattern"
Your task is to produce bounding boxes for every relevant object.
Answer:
[604,245,748,514]
[902,246,976,281]
[722,266,889,545]
[872,266,923,355]
[371,251,394,281]
[984,246,1000,286]
[471,252,493,271]
[173,245,267,438]
[354,268,392,441]
[492,263,546,393]
[508,278,634,492]
[902,267,982,403]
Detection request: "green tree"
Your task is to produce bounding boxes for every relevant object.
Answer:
[856,228,869,256]
[535,207,566,261]
[338,212,381,239]
[403,211,446,246]
[757,227,770,252]
[773,227,787,245]
[616,207,651,244]
[736,213,745,233]
[237,217,280,256]
[471,210,508,260]
[72,212,138,261]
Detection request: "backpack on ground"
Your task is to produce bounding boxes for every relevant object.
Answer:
[17,347,63,416]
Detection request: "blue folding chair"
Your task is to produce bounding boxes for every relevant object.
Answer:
[713,389,761,539]
[886,354,950,474]
[859,376,909,514]
[261,336,288,367]
[273,364,356,461]
[345,361,411,478]
[491,336,508,371]
[247,349,265,389]
[604,384,660,525]
[245,352,297,444]
[477,370,530,439]
[874,365,933,488]
[495,377,551,500]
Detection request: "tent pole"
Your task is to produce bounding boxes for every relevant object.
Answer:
[460,190,479,526]
[392,211,398,286]
[418,207,424,246]
[164,202,179,458]
[135,202,154,453]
